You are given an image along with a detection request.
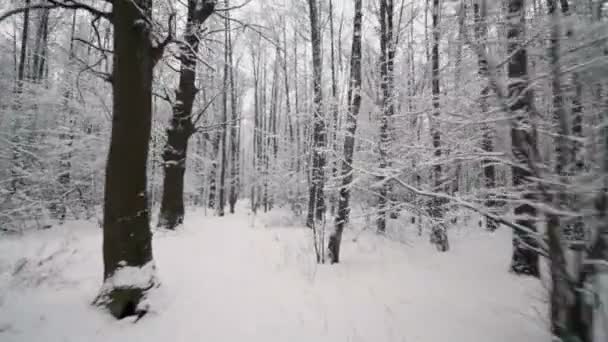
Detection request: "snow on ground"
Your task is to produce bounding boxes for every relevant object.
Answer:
[0,207,549,342]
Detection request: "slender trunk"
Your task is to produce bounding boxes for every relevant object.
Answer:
[262,51,269,212]
[31,7,49,83]
[377,0,395,233]
[17,0,29,88]
[208,131,219,209]
[451,1,465,198]
[429,0,449,251]
[508,0,540,277]
[251,47,260,213]
[227,2,239,214]
[271,48,279,162]
[328,0,339,216]
[294,29,301,175]
[327,0,362,264]
[218,10,230,217]
[474,0,498,231]
[306,0,326,228]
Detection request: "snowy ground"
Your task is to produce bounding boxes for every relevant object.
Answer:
[0,208,549,342]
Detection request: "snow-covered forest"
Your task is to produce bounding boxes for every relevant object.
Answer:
[0,0,607,341]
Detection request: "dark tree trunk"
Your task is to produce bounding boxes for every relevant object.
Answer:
[474,0,498,231]
[376,0,395,234]
[227,0,239,214]
[158,0,215,229]
[327,0,362,264]
[218,3,230,217]
[508,0,540,277]
[451,1,466,199]
[328,0,339,216]
[98,0,157,319]
[17,0,29,88]
[208,131,219,210]
[306,0,326,228]
[251,48,261,213]
[547,3,592,341]
[429,0,448,251]
[31,6,49,83]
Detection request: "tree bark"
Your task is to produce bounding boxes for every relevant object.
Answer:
[227,1,239,214]
[306,0,326,228]
[376,0,395,234]
[474,0,498,231]
[218,0,231,217]
[158,0,215,229]
[429,0,449,251]
[508,0,540,277]
[98,0,157,319]
[327,0,362,264]
[328,0,339,216]
[31,6,49,83]
[17,0,29,88]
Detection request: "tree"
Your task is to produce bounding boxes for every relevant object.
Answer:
[30,5,49,83]
[96,0,170,318]
[376,0,395,234]
[218,0,230,217]
[429,0,448,251]
[327,0,363,264]
[227,1,240,214]
[507,0,540,277]
[306,0,326,229]
[158,0,215,229]
[473,0,498,231]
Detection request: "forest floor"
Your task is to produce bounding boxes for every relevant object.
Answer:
[0,206,549,342]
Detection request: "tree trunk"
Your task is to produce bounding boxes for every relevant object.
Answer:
[218,2,230,217]
[31,6,49,83]
[508,0,540,277]
[251,47,261,213]
[376,0,395,234]
[327,0,362,264]
[208,131,219,210]
[429,0,449,251]
[98,0,156,319]
[158,0,215,229]
[328,0,340,216]
[227,0,239,214]
[17,0,29,88]
[306,0,326,228]
[474,0,498,231]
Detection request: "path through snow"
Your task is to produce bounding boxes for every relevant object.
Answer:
[0,209,548,342]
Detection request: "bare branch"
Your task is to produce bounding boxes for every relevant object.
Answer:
[152,12,176,65]
[192,91,222,125]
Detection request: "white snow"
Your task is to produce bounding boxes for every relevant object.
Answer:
[102,261,156,290]
[0,208,548,342]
